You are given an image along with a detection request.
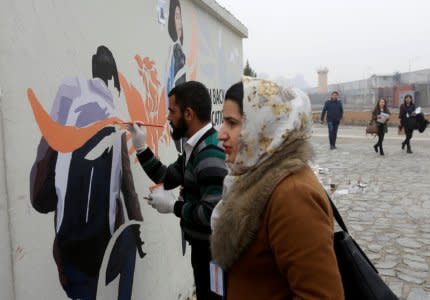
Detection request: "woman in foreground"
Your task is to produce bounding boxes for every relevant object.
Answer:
[210,78,344,300]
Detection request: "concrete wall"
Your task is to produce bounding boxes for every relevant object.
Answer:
[308,71,430,108]
[371,75,395,88]
[0,1,246,299]
[0,88,15,300]
[307,69,430,108]
[415,84,430,107]
[400,69,430,85]
[308,78,377,107]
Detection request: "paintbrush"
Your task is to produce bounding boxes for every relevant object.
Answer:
[117,121,164,128]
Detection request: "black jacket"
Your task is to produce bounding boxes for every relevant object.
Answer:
[321,99,343,122]
[399,103,416,131]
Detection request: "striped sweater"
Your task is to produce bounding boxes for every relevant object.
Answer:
[137,127,227,241]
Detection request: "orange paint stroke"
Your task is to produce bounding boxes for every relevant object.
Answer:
[190,66,198,81]
[187,11,198,68]
[119,56,169,157]
[119,73,147,122]
[128,144,136,156]
[135,55,145,69]
[27,88,124,153]
[143,57,160,86]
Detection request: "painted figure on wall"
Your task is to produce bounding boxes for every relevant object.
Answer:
[29,46,144,300]
[166,0,186,93]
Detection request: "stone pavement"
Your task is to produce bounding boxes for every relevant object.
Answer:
[311,124,430,300]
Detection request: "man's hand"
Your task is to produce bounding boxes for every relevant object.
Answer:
[320,119,324,125]
[127,123,147,153]
[147,186,176,214]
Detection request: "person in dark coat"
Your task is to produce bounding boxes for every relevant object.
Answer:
[372,97,390,156]
[29,46,144,300]
[399,95,416,153]
[320,91,343,150]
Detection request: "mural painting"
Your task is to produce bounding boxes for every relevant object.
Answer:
[29,46,145,300]
[166,0,187,94]
[26,1,199,299]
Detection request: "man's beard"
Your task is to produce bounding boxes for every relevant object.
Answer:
[170,117,188,141]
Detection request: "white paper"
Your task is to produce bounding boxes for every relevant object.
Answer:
[415,107,422,115]
[157,0,167,24]
[377,112,389,123]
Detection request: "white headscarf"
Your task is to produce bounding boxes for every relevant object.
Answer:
[211,77,312,229]
[227,77,312,175]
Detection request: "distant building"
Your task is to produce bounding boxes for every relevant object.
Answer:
[317,67,329,94]
[307,69,430,108]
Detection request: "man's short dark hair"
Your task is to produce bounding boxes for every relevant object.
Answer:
[171,81,212,122]
[168,85,178,98]
[331,91,339,96]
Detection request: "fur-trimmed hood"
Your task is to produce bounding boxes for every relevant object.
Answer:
[210,131,313,270]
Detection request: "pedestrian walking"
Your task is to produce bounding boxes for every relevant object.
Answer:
[320,91,343,150]
[372,97,390,156]
[399,95,416,153]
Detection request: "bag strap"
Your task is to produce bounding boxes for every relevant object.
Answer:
[325,191,349,233]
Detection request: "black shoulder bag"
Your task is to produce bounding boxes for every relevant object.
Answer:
[327,194,399,300]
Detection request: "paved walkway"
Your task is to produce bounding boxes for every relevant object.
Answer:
[311,124,430,300]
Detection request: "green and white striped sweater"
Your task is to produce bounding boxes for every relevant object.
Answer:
[137,127,227,241]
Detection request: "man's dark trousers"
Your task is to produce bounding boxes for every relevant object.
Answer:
[190,240,222,300]
[327,121,340,147]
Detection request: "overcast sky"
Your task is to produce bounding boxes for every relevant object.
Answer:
[216,0,430,87]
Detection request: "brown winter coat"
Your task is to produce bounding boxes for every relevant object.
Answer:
[211,136,344,300]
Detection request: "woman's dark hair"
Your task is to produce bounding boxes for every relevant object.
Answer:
[168,0,183,44]
[373,97,388,114]
[225,81,244,115]
[404,94,414,105]
[92,45,120,94]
